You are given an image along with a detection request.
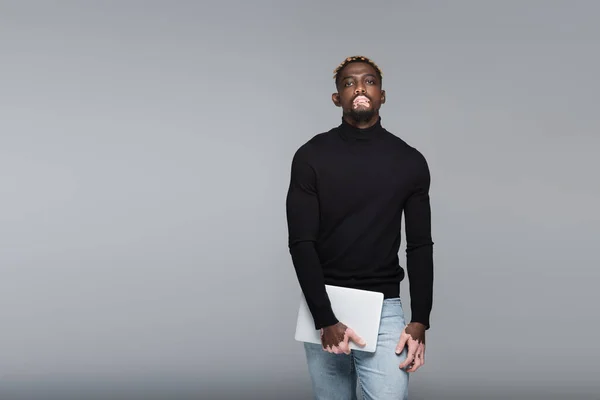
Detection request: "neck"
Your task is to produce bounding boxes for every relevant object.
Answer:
[338,115,385,141]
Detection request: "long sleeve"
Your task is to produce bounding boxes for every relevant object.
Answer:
[286,149,338,330]
[403,153,434,329]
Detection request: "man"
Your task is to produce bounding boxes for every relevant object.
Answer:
[285,55,434,400]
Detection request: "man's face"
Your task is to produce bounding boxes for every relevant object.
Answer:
[332,61,385,123]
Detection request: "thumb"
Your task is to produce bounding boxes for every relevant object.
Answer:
[347,328,366,347]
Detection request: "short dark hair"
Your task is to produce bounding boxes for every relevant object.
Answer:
[333,55,383,86]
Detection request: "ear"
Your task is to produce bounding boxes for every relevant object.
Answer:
[332,93,341,107]
[380,90,386,104]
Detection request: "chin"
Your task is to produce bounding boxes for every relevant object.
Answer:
[348,108,376,123]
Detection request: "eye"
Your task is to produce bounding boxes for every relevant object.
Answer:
[366,78,376,85]
[344,81,353,87]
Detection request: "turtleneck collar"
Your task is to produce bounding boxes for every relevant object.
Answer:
[338,116,386,141]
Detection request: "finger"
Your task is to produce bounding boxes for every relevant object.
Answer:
[398,341,419,369]
[395,331,408,354]
[397,336,416,365]
[418,343,426,365]
[338,336,351,355]
[332,345,343,355]
[346,328,366,347]
[407,354,422,373]
[339,341,351,355]
[408,344,426,372]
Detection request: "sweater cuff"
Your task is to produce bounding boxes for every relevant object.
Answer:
[312,304,339,330]
[410,312,431,330]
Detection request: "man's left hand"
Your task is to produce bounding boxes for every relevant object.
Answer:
[396,322,426,372]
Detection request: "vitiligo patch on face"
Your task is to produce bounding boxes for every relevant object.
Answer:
[353,95,370,107]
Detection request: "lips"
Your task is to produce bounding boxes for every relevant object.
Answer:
[353,95,370,107]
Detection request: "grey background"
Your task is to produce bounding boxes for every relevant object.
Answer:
[1,1,598,399]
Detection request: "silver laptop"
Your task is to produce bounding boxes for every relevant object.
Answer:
[294,285,384,353]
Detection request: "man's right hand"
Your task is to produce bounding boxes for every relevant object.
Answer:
[320,322,366,354]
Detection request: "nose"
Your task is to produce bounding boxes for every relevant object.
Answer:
[354,85,366,94]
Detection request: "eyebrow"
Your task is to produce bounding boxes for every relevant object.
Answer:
[341,73,378,81]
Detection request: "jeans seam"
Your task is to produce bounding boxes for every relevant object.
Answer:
[352,354,367,400]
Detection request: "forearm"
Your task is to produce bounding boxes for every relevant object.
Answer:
[289,241,338,330]
[406,243,434,329]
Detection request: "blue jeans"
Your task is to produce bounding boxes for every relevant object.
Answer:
[304,298,409,400]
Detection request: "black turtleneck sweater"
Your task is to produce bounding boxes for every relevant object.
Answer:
[286,118,434,330]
